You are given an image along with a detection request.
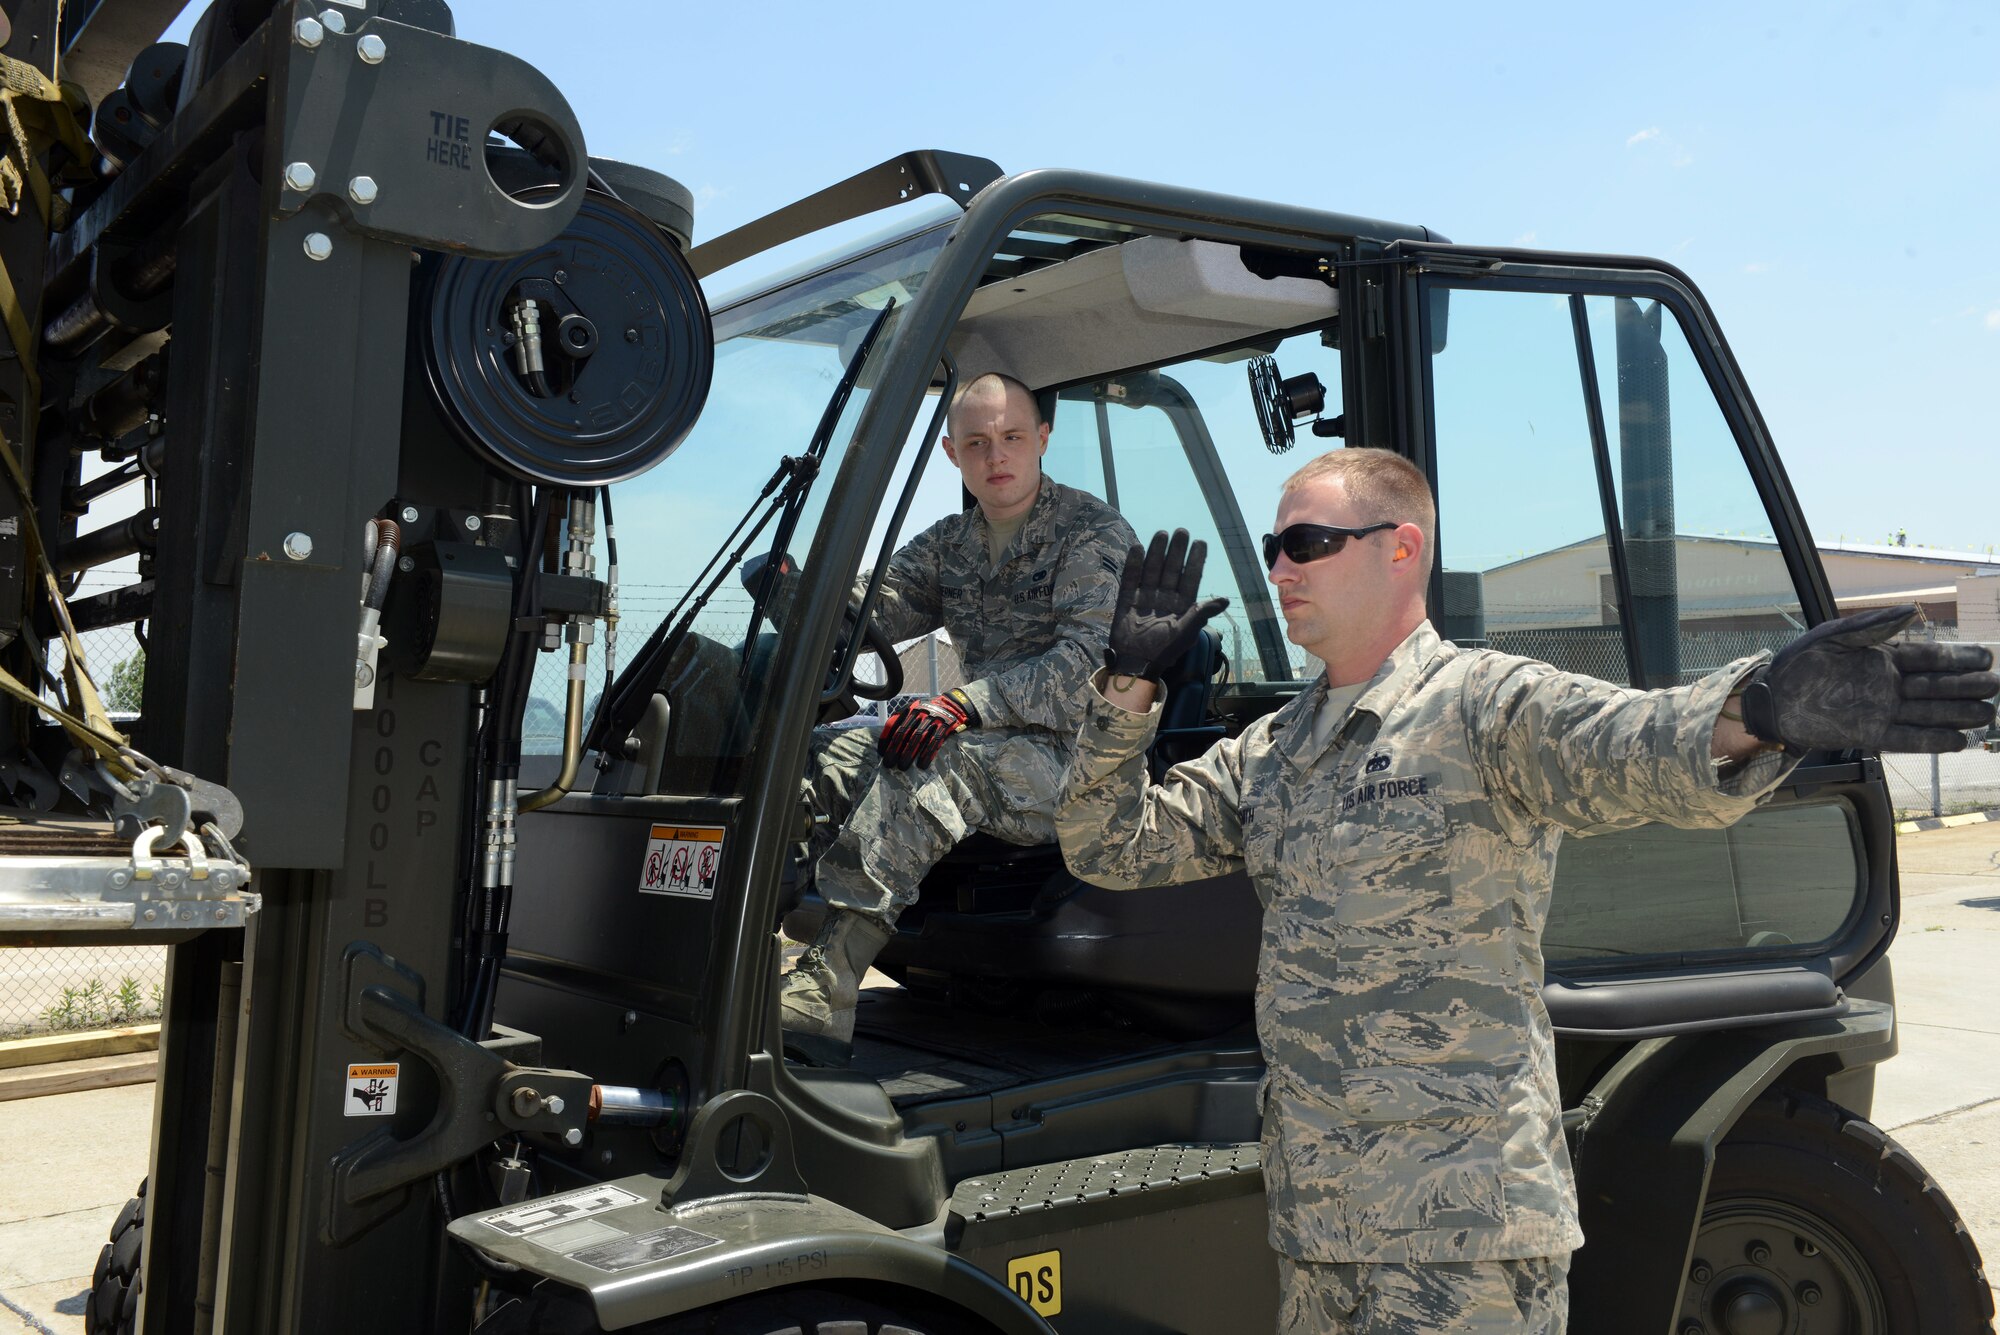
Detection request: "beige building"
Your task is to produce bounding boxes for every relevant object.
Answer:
[1478,536,2000,637]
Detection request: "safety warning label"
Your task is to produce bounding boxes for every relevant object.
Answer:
[638,824,725,899]
[345,1062,399,1117]
[482,1184,646,1238]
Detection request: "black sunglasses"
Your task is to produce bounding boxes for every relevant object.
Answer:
[1261,521,1397,570]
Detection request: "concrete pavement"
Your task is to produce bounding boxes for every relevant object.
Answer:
[2,826,1997,1333]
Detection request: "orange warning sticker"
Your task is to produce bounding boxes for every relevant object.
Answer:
[638,824,725,899]
[346,1062,399,1117]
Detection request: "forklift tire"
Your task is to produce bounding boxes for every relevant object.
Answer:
[478,1282,986,1334]
[86,1178,145,1335]
[1682,1090,1996,1335]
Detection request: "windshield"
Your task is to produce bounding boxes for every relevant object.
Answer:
[544,224,951,795]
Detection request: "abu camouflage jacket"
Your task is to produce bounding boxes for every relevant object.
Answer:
[871,474,1135,737]
[1056,621,1798,1264]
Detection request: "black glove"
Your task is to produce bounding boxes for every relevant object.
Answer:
[878,688,980,770]
[1106,529,1232,682]
[1738,606,1997,754]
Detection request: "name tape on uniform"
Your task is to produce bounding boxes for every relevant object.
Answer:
[638,824,725,899]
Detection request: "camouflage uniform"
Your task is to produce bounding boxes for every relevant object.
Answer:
[1277,1255,1567,1335]
[1056,621,1797,1330]
[807,475,1135,920]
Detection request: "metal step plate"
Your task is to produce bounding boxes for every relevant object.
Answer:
[951,1143,1261,1224]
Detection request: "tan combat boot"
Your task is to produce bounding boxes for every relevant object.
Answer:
[778,911,892,1067]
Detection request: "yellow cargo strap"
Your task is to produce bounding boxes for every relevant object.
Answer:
[0,52,93,224]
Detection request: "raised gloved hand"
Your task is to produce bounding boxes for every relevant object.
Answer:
[1737,606,1997,754]
[878,688,980,770]
[1106,529,1232,682]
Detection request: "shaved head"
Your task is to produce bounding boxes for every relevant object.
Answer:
[948,372,1043,434]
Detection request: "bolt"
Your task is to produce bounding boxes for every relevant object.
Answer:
[1680,1324,1704,1335]
[283,161,317,193]
[1690,1261,1712,1285]
[621,1009,638,1025]
[283,531,314,560]
[562,1127,583,1147]
[598,1150,613,1165]
[356,33,386,63]
[1797,1282,1821,1306]
[397,555,415,573]
[303,232,333,261]
[215,907,228,921]
[954,1120,967,1132]
[142,908,156,922]
[1746,1240,1772,1265]
[110,869,131,888]
[348,175,378,205]
[553,269,566,285]
[399,505,419,523]
[544,1095,564,1115]
[510,1087,542,1118]
[624,327,638,342]
[317,8,347,33]
[293,16,324,47]
[463,513,481,532]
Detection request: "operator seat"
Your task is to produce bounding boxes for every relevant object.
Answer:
[783,629,1260,1035]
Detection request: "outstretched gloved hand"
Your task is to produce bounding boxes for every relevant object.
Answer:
[878,688,980,770]
[1106,529,1232,682]
[1738,606,1997,754]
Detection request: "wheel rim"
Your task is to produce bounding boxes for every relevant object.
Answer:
[1680,1198,1889,1335]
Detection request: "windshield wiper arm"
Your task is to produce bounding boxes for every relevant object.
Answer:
[587,298,897,758]
[736,297,897,675]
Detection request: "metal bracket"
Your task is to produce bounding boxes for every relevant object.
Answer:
[274,2,587,258]
[326,943,596,1244]
[687,149,1003,278]
[658,1088,808,1207]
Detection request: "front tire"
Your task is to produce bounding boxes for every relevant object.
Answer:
[86,1179,145,1335]
[1681,1090,1995,1334]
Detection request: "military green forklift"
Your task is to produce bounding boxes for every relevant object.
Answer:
[0,2,1986,1333]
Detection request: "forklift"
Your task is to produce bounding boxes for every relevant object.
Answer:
[0,2,1986,1333]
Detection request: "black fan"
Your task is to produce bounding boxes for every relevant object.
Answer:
[1246,356,1344,454]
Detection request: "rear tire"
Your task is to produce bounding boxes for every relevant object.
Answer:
[1681,1090,1995,1334]
[477,1282,985,1334]
[86,1178,145,1335]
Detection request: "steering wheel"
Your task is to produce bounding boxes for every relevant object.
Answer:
[740,552,904,702]
[839,596,905,701]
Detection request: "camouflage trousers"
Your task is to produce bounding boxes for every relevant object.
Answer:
[1274,1255,1569,1335]
[802,725,1066,923]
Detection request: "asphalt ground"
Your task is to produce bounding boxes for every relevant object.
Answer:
[3,824,1997,1333]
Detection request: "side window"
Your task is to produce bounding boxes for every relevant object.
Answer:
[1045,328,1343,684]
[1428,284,1856,965]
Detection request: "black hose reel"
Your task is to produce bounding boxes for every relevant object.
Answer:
[420,186,714,487]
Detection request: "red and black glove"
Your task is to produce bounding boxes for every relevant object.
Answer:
[878,688,980,770]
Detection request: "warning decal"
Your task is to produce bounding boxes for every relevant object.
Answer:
[482,1184,646,1238]
[639,824,725,899]
[345,1063,399,1117]
[1007,1249,1062,1317]
[569,1224,722,1273]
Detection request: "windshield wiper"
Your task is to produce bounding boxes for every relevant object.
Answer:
[587,298,897,759]
[737,297,897,674]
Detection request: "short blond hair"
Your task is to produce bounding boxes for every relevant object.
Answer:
[1282,448,1436,579]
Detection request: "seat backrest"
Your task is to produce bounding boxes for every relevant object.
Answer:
[1148,628,1225,774]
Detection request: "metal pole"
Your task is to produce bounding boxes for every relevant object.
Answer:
[928,633,939,694]
[1932,752,1942,819]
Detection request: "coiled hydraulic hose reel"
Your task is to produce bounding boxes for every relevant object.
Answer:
[420,185,714,487]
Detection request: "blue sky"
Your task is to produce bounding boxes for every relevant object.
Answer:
[161,0,1997,552]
